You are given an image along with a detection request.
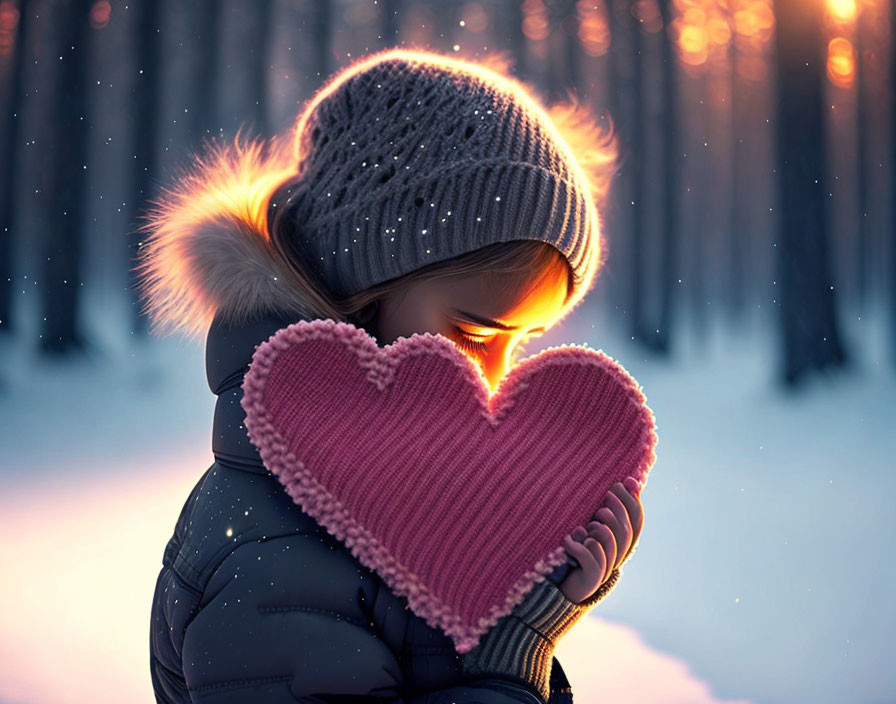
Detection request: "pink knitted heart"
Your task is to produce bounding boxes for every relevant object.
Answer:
[240,318,657,654]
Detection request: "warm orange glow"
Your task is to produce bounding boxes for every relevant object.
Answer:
[632,0,664,33]
[522,0,549,41]
[578,0,612,57]
[826,0,857,22]
[90,0,111,29]
[732,1,774,40]
[683,7,708,28]
[460,2,489,33]
[736,53,769,81]
[827,36,855,87]
[670,0,772,75]
[707,15,732,44]
[679,24,709,63]
[0,0,19,57]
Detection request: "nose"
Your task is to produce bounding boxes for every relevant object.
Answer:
[478,343,513,394]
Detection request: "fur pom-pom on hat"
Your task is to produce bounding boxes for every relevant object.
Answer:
[131,131,324,344]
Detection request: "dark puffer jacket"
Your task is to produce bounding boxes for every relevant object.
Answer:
[149,310,581,703]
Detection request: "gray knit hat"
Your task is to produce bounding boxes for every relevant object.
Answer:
[273,48,606,311]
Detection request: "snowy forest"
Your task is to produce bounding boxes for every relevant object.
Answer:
[0,1,893,703]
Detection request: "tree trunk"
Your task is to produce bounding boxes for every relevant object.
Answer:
[891,0,896,368]
[629,12,648,347]
[246,0,273,138]
[548,0,582,103]
[380,0,402,48]
[0,0,28,336]
[128,0,162,337]
[605,0,630,326]
[774,0,849,386]
[506,0,528,80]
[854,2,869,309]
[431,0,458,50]
[313,0,333,83]
[192,0,220,140]
[655,0,680,354]
[727,19,747,323]
[41,0,91,356]
[689,73,710,344]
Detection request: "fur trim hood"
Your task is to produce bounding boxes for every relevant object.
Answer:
[132,133,329,344]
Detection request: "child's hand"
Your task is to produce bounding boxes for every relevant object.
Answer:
[558,479,644,604]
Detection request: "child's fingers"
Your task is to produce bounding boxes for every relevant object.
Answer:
[595,505,626,565]
[600,491,632,564]
[612,482,645,538]
[570,525,588,542]
[586,520,617,569]
[564,534,607,583]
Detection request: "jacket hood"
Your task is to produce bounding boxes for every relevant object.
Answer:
[132,133,330,345]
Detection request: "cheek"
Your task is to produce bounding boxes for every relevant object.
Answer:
[376,300,442,346]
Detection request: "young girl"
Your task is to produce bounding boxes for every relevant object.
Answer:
[142,48,644,703]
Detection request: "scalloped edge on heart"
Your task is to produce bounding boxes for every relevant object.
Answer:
[241,317,658,653]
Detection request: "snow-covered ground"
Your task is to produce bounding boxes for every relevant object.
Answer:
[0,297,893,704]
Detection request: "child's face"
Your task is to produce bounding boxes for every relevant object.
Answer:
[373,271,567,392]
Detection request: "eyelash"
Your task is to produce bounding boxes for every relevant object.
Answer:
[453,327,543,359]
[454,328,489,354]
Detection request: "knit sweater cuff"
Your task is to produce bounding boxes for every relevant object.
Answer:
[461,567,623,703]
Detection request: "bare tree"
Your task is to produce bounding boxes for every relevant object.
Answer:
[774,0,849,386]
[128,0,162,337]
[246,0,273,138]
[628,7,649,348]
[655,0,680,354]
[313,0,333,82]
[431,0,459,50]
[0,0,27,336]
[191,0,221,139]
[891,0,896,368]
[40,0,92,356]
[855,1,870,308]
[726,15,747,321]
[380,0,403,47]
[505,0,528,80]
[548,0,583,103]
[605,0,632,325]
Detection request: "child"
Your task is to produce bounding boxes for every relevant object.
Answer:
[142,48,643,703]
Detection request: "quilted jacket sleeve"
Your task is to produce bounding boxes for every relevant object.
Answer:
[175,534,551,704]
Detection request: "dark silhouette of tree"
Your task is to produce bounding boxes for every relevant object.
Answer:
[0,0,27,336]
[380,0,402,47]
[689,72,711,343]
[726,16,748,322]
[854,1,870,309]
[774,0,849,386]
[605,0,633,325]
[128,0,162,337]
[548,0,583,103]
[245,0,273,138]
[192,0,220,139]
[891,0,896,368]
[40,0,91,356]
[628,7,649,349]
[431,1,458,49]
[505,0,528,81]
[313,0,333,82]
[655,0,680,354]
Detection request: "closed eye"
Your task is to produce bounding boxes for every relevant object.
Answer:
[453,327,489,354]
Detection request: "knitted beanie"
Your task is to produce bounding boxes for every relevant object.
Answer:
[271,48,605,311]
